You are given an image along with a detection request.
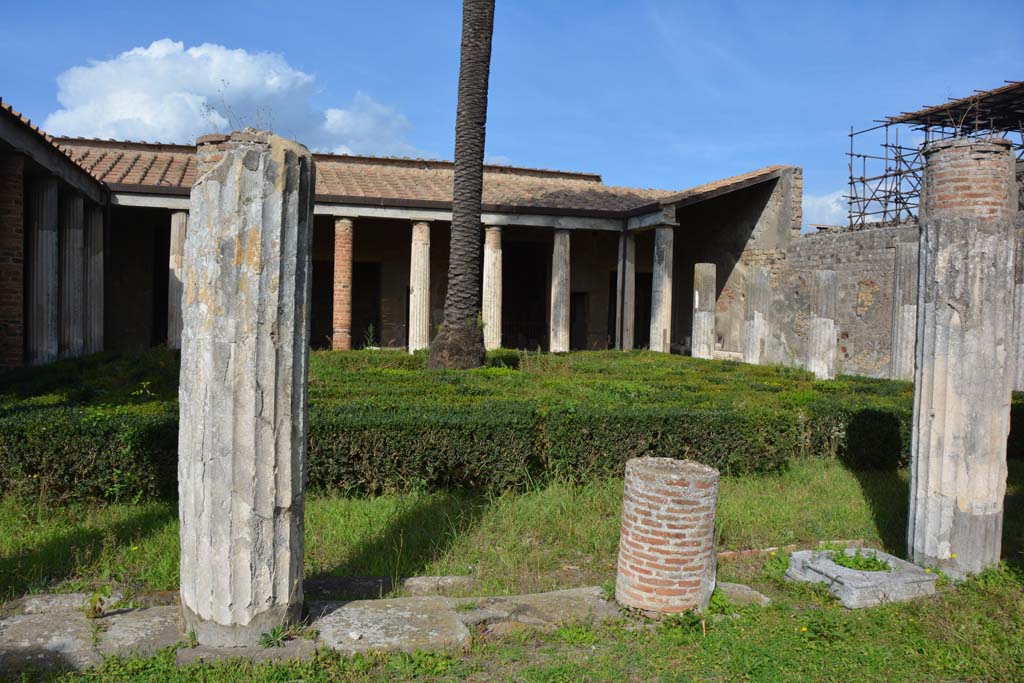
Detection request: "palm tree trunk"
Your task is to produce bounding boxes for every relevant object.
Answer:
[428,0,495,369]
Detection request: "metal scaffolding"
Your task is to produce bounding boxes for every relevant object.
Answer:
[847,80,1024,229]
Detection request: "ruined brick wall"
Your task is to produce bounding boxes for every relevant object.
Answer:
[769,223,918,378]
[0,153,24,368]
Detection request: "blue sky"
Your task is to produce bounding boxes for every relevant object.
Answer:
[1,0,1021,226]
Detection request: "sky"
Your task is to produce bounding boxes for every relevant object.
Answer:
[1,0,1021,228]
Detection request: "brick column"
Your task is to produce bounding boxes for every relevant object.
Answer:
[0,153,24,368]
[332,217,354,350]
[482,226,502,350]
[649,226,674,353]
[83,205,104,355]
[549,229,570,353]
[167,211,188,349]
[908,138,1019,578]
[616,457,719,614]
[615,231,635,350]
[58,190,84,359]
[26,177,58,366]
[408,221,431,352]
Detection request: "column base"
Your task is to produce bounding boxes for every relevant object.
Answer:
[181,601,303,648]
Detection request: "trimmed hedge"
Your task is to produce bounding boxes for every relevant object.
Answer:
[1,347,1012,502]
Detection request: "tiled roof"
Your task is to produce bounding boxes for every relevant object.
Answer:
[53,137,791,217]
[0,99,106,186]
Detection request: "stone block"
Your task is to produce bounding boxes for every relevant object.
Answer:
[784,548,937,609]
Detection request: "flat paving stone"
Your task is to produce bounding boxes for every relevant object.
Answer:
[96,606,182,657]
[175,639,318,667]
[450,587,621,629]
[402,575,480,596]
[314,596,471,655]
[785,548,938,608]
[716,582,771,607]
[0,611,97,671]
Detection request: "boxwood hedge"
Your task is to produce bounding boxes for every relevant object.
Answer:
[0,347,1013,503]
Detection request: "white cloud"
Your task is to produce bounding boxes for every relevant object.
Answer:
[802,190,847,232]
[44,39,420,156]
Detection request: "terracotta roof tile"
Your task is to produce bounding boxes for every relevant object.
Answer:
[52,137,792,217]
[0,99,106,186]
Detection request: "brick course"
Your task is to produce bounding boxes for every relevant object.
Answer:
[615,457,719,614]
[0,153,24,368]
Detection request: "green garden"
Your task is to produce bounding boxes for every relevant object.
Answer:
[1,349,1022,682]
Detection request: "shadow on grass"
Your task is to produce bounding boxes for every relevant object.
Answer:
[0,505,175,600]
[845,408,1024,570]
[306,490,488,597]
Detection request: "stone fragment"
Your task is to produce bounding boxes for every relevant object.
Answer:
[784,548,936,609]
[313,596,470,654]
[95,606,182,657]
[715,582,771,607]
[178,130,315,646]
[908,138,1019,578]
[0,611,96,671]
[401,575,480,596]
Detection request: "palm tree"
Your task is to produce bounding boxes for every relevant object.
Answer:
[428,0,495,369]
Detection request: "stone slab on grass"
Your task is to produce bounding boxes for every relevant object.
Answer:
[402,575,480,597]
[450,587,621,630]
[312,596,471,655]
[175,639,318,667]
[785,548,937,608]
[96,606,182,657]
[0,611,97,671]
[716,582,771,607]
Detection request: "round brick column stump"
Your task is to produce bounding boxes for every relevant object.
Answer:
[615,457,719,614]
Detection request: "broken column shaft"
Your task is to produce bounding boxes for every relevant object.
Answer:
[178,130,315,646]
[742,266,770,365]
[691,263,715,359]
[807,270,837,379]
[908,138,1019,578]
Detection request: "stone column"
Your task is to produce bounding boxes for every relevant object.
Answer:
[742,266,770,365]
[179,131,314,647]
[58,191,84,359]
[26,178,59,365]
[482,226,502,351]
[649,226,674,353]
[1015,226,1024,391]
[83,205,104,355]
[408,221,431,353]
[908,138,1018,578]
[549,229,570,353]
[616,457,719,613]
[807,270,837,379]
[615,231,635,350]
[691,262,715,359]
[889,241,918,381]
[332,217,354,351]
[167,211,188,350]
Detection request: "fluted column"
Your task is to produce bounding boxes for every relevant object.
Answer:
[908,138,1018,578]
[691,263,715,359]
[83,205,104,355]
[167,211,188,350]
[179,131,314,646]
[807,270,837,379]
[58,191,84,359]
[549,229,570,353]
[26,178,59,365]
[742,266,770,365]
[332,217,354,350]
[482,226,502,350]
[889,241,918,380]
[616,232,635,350]
[408,221,431,353]
[649,226,674,353]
